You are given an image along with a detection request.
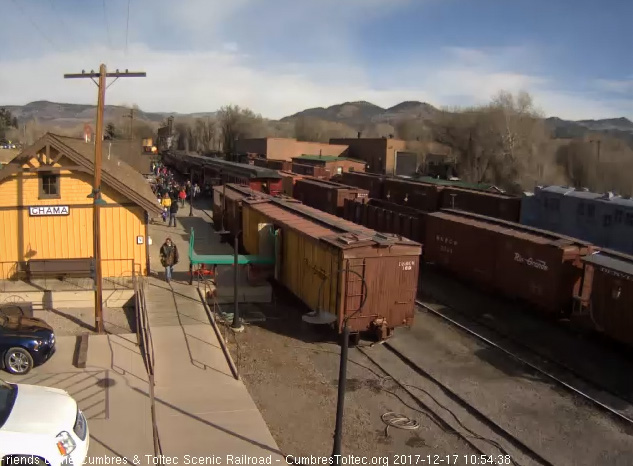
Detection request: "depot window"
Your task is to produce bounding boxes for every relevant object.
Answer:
[38,173,60,199]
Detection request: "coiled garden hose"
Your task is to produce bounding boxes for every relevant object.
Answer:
[381,411,420,437]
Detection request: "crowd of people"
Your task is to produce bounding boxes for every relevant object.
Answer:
[150,161,201,226]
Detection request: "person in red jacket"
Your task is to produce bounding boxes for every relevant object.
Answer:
[178,187,187,207]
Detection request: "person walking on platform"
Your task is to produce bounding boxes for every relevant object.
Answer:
[160,237,179,283]
[161,193,172,223]
[169,198,179,227]
[178,187,187,207]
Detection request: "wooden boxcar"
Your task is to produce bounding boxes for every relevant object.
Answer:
[343,198,427,244]
[579,250,633,346]
[424,209,594,315]
[241,197,422,338]
[278,170,304,197]
[292,178,369,217]
[340,171,385,199]
[440,187,521,222]
[382,178,443,212]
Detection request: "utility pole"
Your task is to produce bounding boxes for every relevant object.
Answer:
[64,65,146,333]
[125,108,135,139]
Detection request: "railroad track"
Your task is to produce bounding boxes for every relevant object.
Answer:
[414,298,633,426]
[356,345,553,466]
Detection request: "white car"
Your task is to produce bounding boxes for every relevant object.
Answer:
[0,379,89,466]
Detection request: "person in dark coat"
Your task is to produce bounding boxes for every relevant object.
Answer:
[160,237,179,283]
[169,198,179,227]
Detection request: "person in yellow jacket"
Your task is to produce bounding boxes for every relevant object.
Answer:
[161,194,172,223]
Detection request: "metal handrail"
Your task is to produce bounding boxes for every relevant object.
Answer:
[133,271,163,458]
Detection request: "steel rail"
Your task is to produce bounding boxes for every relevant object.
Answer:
[415,299,633,426]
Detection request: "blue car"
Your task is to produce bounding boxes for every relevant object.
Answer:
[0,314,56,375]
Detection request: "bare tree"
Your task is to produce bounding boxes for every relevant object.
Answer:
[294,116,355,142]
[432,91,548,192]
[218,105,264,153]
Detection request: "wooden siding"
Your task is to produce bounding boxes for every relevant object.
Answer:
[0,154,147,279]
[281,228,341,315]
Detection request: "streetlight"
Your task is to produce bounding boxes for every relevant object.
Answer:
[303,268,367,462]
[331,268,367,462]
[189,170,194,217]
[231,231,243,331]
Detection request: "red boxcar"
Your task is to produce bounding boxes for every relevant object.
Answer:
[578,250,633,346]
[425,210,594,315]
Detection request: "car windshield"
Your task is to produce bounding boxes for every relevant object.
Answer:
[0,380,17,428]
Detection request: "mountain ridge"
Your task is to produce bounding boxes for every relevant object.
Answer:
[3,100,632,140]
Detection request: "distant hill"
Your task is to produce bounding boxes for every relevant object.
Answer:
[2,100,216,129]
[281,100,442,126]
[545,116,633,146]
[3,100,632,146]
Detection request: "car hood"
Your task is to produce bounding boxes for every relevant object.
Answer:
[2,384,77,435]
[3,316,53,334]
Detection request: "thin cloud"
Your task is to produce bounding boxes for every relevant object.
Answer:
[0,2,630,120]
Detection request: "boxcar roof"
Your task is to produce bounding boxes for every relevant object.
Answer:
[246,198,419,249]
[296,177,365,190]
[431,211,587,248]
[13,133,162,216]
[582,250,633,276]
[174,152,282,179]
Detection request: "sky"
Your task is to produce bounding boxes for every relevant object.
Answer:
[0,0,631,120]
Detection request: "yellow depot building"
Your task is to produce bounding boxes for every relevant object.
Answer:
[0,133,163,280]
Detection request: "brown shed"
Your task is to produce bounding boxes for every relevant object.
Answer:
[291,162,330,179]
[292,178,369,217]
[241,197,421,338]
[291,155,366,176]
[580,250,633,346]
[424,210,594,314]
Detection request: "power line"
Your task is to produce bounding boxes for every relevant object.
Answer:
[125,0,131,56]
[102,0,112,48]
[48,0,76,47]
[10,0,60,52]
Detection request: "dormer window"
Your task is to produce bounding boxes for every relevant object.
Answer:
[39,173,60,199]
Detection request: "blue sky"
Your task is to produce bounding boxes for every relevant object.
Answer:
[0,0,631,119]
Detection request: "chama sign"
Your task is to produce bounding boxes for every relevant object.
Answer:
[28,205,70,217]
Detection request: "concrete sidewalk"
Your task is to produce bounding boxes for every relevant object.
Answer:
[145,209,284,458]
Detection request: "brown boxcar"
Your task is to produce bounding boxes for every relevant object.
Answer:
[425,210,593,314]
[579,250,633,346]
[278,170,304,196]
[340,171,385,198]
[343,198,427,244]
[382,178,443,212]
[440,187,521,222]
[293,178,369,217]
[241,197,421,338]
[213,184,251,235]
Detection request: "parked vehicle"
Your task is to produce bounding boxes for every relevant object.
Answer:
[0,379,89,466]
[0,315,56,374]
